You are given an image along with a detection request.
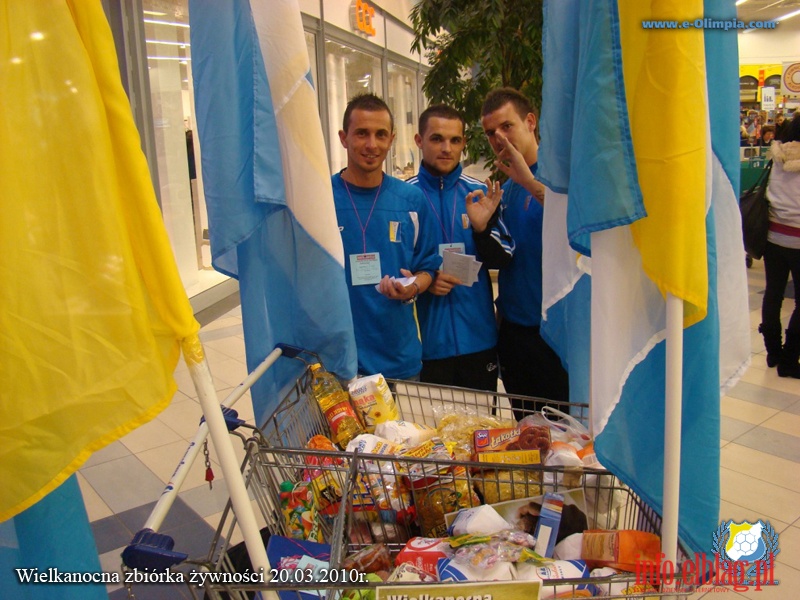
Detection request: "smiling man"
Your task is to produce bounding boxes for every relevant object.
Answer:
[406,104,511,390]
[331,94,439,380]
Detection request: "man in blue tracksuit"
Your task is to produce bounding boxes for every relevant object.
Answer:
[332,94,439,380]
[476,88,569,417]
[407,105,512,390]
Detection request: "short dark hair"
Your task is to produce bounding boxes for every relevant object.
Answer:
[418,104,465,136]
[481,87,536,121]
[778,112,800,143]
[342,93,394,133]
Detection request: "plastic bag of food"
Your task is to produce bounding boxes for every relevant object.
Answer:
[303,435,347,516]
[342,543,393,573]
[472,469,542,504]
[453,540,542,568]
[375,419,437,446]
[279,481,323,542]
[348,374,400,432]
[437,557,515,582]
[434,407,515,461]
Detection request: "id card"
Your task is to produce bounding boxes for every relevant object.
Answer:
[439,242,465,257]
[350,252,382,285]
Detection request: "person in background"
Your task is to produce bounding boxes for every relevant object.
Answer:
[759,112,800,379]
[758,125,775,147]
[331,94,439,380]
[775,112,787,139]
[476,87,569,416]
[407,104,510,391]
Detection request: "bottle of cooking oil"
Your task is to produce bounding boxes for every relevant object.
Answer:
[310,363,363,448]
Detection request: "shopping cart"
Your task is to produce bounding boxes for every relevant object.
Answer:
[176,360,695,599]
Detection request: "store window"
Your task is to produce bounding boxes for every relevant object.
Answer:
[305,31,318,96]
[142,0,223,296]
[325,40,383,174]
[387,61,419,180]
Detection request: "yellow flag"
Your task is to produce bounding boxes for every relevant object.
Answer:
[0,0,199,520]
[619,0,709,326]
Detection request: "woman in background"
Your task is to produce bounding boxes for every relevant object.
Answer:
[759,113,800,378]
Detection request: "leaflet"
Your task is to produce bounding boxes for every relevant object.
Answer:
[441,251,481,286]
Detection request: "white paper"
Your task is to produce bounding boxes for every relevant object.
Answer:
[441,251,482,286]
[374,275,417,292]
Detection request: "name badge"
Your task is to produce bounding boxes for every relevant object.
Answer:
[349,252,382,286]
[439,242,465,257]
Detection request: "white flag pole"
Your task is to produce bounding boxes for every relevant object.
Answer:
[182,335,279,600]
[663,292,683,568]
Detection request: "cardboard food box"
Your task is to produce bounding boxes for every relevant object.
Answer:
[473,425,551,463]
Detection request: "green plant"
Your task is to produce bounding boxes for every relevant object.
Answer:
[410,0,544,168]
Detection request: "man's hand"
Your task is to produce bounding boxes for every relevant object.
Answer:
[377,268,427,301]
[465,179,503,233]
[494,131,545,205]
[428,271,462,296]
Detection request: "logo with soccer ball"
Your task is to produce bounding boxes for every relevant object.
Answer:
[726,521,767,561]
[713,519,780,565]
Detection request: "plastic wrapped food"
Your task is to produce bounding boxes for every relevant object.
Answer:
[435,410,515,461]
[376,420,437,447]
[342,543,393,573]
[303,435,346,517]
[472,470,542,504]
[348,374,400,432]
[452,540,542,568]
[279,481,323,542]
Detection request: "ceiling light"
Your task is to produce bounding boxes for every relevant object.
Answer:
[143,10,167,16]
[146,39,190,47]
[776,8,800,21]
[144,18,189,28]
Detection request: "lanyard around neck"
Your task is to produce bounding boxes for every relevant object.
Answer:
[343,175,383,254]
[420,182,460,243]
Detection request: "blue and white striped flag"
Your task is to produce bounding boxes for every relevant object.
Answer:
[189,0,357,423]
[539,0,750,555]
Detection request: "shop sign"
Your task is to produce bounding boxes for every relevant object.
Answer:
[351,0,376,37]
[761,87,775,110]
[783,62,800,97]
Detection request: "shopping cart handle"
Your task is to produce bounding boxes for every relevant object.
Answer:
[274,343,305,358]
[199,406,245,431]
[121,529,188,571]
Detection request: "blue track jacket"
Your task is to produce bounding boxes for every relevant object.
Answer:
[407,163,510,360]
[332,172,439,378]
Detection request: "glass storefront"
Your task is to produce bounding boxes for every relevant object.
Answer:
[325,40,384,174]
[387,61,419,180]
[108,1,427,305]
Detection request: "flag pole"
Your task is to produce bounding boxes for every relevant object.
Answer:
[663,292,683,568]
[182,335,279,600]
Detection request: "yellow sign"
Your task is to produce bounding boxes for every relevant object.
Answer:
[376,580,542,600]
[352,0,376,37]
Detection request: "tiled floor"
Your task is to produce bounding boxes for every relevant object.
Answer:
[77,261,798,599]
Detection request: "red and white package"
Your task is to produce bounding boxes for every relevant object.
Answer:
[395,537,453,577]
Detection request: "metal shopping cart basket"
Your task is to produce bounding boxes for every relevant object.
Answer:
[161,354,696,600]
